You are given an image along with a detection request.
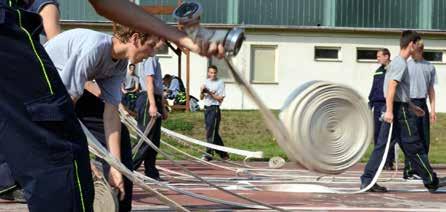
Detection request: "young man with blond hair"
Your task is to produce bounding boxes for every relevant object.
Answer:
[404,40,437,180]
[44,24,159,211]
[360,30,445,193]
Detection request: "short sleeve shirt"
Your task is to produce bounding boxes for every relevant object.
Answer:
[383,55,411,103]
[203,79,225,106]
[123,74,138,91]
[27,0,58,43]
[28,0,58,13]
[137,57,164,95]
[44,28,128,106]
[407,59,437,99]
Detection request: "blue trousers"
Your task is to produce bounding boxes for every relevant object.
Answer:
[361,103,438,189]
[0,7,93,212]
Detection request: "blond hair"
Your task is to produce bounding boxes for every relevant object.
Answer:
[113,23,152,44]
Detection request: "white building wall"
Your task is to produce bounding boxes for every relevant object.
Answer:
[158,31,446,112]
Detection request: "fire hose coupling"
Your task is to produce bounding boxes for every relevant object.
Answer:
[173,1,245,57]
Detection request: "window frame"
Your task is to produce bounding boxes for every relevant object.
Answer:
[314,46,342,62]
[250,45,279,84]
[356,47,380,63]
[423,49,445,64]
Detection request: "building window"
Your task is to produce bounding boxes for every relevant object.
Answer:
[423,50,444,63]
[251,45,277,83]
[208,57,232,81]
[315,47,341,61]
[357,48,379,62]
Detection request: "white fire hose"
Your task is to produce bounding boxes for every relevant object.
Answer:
[223,58,393,194]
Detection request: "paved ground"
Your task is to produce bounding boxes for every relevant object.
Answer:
[2,161,446,211]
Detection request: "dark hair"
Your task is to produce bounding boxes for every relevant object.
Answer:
[377,48,391,57]
[208,65,218,72]
[128,64,136,70]
[163,74,173,81]
[400,30,421,49]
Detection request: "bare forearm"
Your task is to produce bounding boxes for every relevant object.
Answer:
[104,103,122,161]
[89,0,189,46]
[211,94,224,102]
[40,4,61,40]
[146,77,157,108]
[428,86,436,113]
[386,81,398,112]
[85,81,102,97]
[131,84,140,93]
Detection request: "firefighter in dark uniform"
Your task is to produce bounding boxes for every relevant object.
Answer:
[368,48,395,170]
[0,0,94,211]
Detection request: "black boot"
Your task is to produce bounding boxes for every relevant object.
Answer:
[428,177,446,193]
[361,183,388,192]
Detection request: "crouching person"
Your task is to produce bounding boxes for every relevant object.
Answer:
[44,24,159,211]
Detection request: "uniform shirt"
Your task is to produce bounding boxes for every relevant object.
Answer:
[383,55,411,103]
[368,65,387,103]
[203,78,225,106]
[45,28,128,106]
[407,59,437,99]
[138,57,163,95]
[123,74,139,91]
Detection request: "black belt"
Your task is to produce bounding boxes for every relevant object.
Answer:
[205,105,220,109]
[411,98,427,101]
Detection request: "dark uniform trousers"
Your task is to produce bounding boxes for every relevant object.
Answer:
[404,98,430,177]
[205,105,228,158]
[0,6,94,212]
[361,103,438,190]
[75,91,133,212]
[133,92,163,179]
[372,101,395,167]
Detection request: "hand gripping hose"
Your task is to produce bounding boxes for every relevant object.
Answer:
[120,114,286,211]
[80,120,190,212]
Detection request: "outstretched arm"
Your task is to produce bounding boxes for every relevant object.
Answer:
[88,0,224,57]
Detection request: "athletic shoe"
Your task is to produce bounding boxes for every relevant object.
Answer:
[0,188,26,203]
[404,174,422,180]
[428,177,446,193]
[361,183,388,192]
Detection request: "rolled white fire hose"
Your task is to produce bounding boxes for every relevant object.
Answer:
[224,58,373,175]
[224,58,395,194]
